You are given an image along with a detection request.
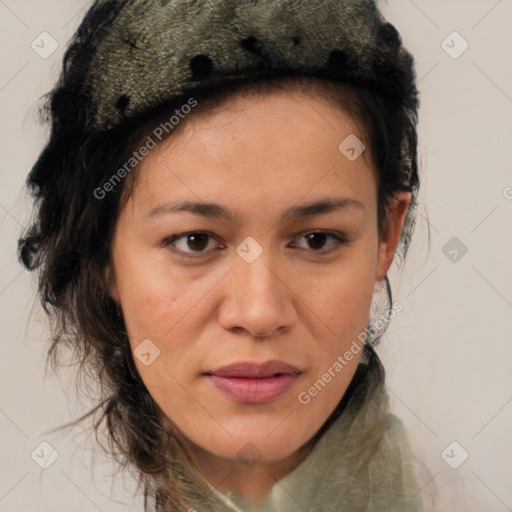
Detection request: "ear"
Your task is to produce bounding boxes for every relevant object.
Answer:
[104,264,120,303]
[375,191,412,281]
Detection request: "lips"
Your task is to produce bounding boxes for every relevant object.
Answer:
[206,360,302,404]
[208,360,301,378]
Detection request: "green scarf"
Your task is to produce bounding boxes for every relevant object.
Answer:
[159,347,424,512]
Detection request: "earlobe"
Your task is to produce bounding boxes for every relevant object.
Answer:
[375,191,412,281]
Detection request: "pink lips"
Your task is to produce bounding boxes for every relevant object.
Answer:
[206,360,301,404]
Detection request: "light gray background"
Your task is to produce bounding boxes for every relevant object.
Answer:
[1,1,511,510]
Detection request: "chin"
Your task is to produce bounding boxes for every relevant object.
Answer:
[181,413,318,465]
[213,434,307,464]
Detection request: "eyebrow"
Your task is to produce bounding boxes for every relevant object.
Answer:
[145,197,364,222]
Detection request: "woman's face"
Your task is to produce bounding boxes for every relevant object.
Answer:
[107,88,409,475]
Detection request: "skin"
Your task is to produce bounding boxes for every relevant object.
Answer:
[106,87,410,501]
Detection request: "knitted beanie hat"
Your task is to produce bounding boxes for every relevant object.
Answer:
[41,0,418,135]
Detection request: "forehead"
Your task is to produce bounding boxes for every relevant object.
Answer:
[128,88,376,219]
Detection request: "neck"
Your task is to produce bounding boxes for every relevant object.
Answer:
[175,434,317,502]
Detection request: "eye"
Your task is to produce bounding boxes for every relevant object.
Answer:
[162,230,347,259]
[162,231,222,258]
[292,231,347,253]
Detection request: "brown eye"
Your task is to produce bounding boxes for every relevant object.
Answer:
[162,230,347,259]
[295,231,347,253]
[305,232,328,250]
[162,231,220,257]
[184,233,210,251]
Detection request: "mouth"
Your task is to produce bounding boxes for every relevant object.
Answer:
[205,360,302,404]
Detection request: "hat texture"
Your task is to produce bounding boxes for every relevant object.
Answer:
[53,0,417,132]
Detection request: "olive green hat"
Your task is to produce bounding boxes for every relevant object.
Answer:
[51,0,418,132]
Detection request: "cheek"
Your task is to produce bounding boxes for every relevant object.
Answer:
[118,265,221,373]
[112,241,183,332]
[121,281,200,394]
[301,268,375,411]
[121,281,189,343]
[309,257,377,338]
[112,250,181,353]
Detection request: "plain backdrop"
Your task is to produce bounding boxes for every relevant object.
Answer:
[1,1,511,511]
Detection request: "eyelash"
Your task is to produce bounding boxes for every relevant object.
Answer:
[161,230,348,259]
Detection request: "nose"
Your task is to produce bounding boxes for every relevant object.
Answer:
[217,250,297,339]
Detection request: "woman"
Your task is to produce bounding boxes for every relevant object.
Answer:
[18,0,425,510]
